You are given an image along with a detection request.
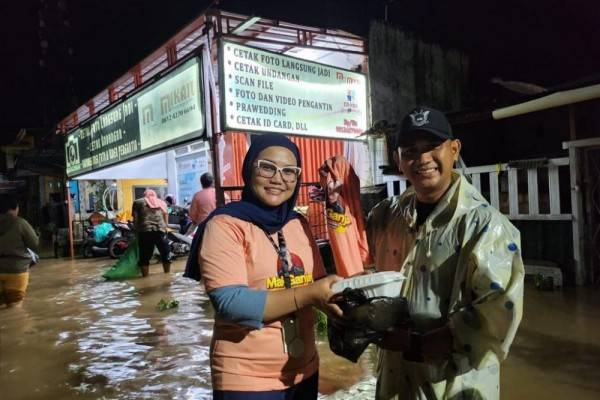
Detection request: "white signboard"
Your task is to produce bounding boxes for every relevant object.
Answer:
[220,41,368,139]
[138,59,204,150]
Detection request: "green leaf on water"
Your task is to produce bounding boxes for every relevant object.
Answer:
[157,298,179,311]
[314,308,328,336]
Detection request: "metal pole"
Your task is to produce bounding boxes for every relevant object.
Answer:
[569,146,586,285]
[569,105,577,140]
[205,17,226,207]
[211,133,225,207]
[65,177,75,259]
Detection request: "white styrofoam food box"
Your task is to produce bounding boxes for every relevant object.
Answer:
[331,271,406,298]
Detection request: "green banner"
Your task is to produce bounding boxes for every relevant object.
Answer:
[65,57,204,177]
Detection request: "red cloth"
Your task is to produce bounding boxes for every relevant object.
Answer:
[143,189,167,213]
[319,156,371,277]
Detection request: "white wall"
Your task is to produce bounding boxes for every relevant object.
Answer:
[166,150,177,201]
[75,152,168,180]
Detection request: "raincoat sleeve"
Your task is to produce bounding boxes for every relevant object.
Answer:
[365,198,389,263]
[448,212,525,370]
[365,215,377,265]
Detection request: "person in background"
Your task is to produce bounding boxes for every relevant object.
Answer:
[367,106,524,399]
[189,172,229,225]
[165,194,176,210]
[184,133,342,399]
[131,190,171,277]
[165,194,192,234]
[0,194,39,308]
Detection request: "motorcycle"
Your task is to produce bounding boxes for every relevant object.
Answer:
[82,220,135,259]
[165,229,194,258]
[167,204,193,235]
[151,227,194,265]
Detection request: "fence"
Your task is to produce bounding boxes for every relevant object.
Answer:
[382,157,574,286]
[383,157,572,221]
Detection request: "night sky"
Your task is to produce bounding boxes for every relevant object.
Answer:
[1,0,599,142]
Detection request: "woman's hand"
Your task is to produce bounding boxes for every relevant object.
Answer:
[264,275,343,321]
[297,275,344,318]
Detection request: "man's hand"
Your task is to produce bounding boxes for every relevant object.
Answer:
[377,324,454,359]
[377,326,410,352]
[422,325,454,360]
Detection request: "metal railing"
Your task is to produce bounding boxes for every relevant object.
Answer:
[382,157,572,221]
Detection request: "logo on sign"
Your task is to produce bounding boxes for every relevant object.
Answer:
[66,138,80,166]
[336,71,360,85]
[343,89,359,114]
[346,89,356,102]
[142,105,154,124]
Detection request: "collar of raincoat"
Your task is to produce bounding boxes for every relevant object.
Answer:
[395,171,487,234]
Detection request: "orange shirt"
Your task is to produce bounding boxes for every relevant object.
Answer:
[189,187,217,224]
[200,214,326,391]
[320,155,370,277]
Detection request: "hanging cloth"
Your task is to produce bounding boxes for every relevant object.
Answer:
[319,155,371,277]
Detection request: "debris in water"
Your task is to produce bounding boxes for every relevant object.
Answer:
[157,298,179,311]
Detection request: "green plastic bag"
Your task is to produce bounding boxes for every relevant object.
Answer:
[102,238,140,280]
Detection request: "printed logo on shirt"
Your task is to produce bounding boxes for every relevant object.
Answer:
[266,253,314,290]
[326,208,352,233]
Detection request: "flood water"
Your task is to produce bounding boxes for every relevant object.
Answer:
[0,257,371,400]
[2,256,600,399]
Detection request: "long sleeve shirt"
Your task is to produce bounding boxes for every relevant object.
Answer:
[0,214,39,273]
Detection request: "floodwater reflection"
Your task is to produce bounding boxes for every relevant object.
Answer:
[0,257,371,400]
[5,258,600,399]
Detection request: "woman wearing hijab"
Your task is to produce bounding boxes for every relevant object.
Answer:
[131,189,171,277]
[185,133,342,399]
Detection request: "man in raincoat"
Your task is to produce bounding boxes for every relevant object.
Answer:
[367,106,524,399]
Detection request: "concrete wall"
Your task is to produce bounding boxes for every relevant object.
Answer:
[368,21,469,125]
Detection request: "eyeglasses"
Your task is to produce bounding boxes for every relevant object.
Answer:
[255,159,301,183]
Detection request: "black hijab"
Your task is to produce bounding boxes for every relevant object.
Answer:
[184,133,302,281]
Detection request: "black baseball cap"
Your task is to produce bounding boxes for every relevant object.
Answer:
[395,106,453,147]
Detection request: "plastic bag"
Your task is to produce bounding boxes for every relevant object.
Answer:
[102,238,139,280]
[27,248,40,267]
[328,288,410,362]
[94,222,114,243]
